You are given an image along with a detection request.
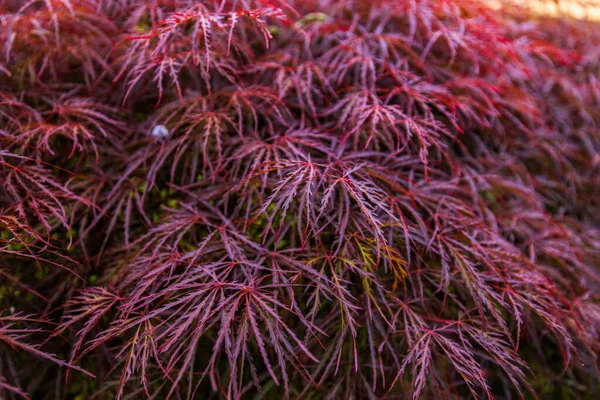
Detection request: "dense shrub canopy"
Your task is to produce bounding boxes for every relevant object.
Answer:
[0,0,599,398]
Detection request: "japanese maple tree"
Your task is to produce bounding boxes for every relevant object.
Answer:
[0,0,599,398]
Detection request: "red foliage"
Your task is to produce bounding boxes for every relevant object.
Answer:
[0,0,599,398]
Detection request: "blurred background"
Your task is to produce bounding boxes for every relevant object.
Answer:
[491,0,600,19]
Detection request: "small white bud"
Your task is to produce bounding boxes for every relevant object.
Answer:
[151,124,169,139]
[9,306,15,314]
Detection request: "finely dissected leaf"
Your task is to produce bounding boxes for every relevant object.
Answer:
[0,0,599,399]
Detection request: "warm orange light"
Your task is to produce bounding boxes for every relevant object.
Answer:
[488,0,600,20]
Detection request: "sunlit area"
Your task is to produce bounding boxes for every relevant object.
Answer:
[490,0,600,19]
